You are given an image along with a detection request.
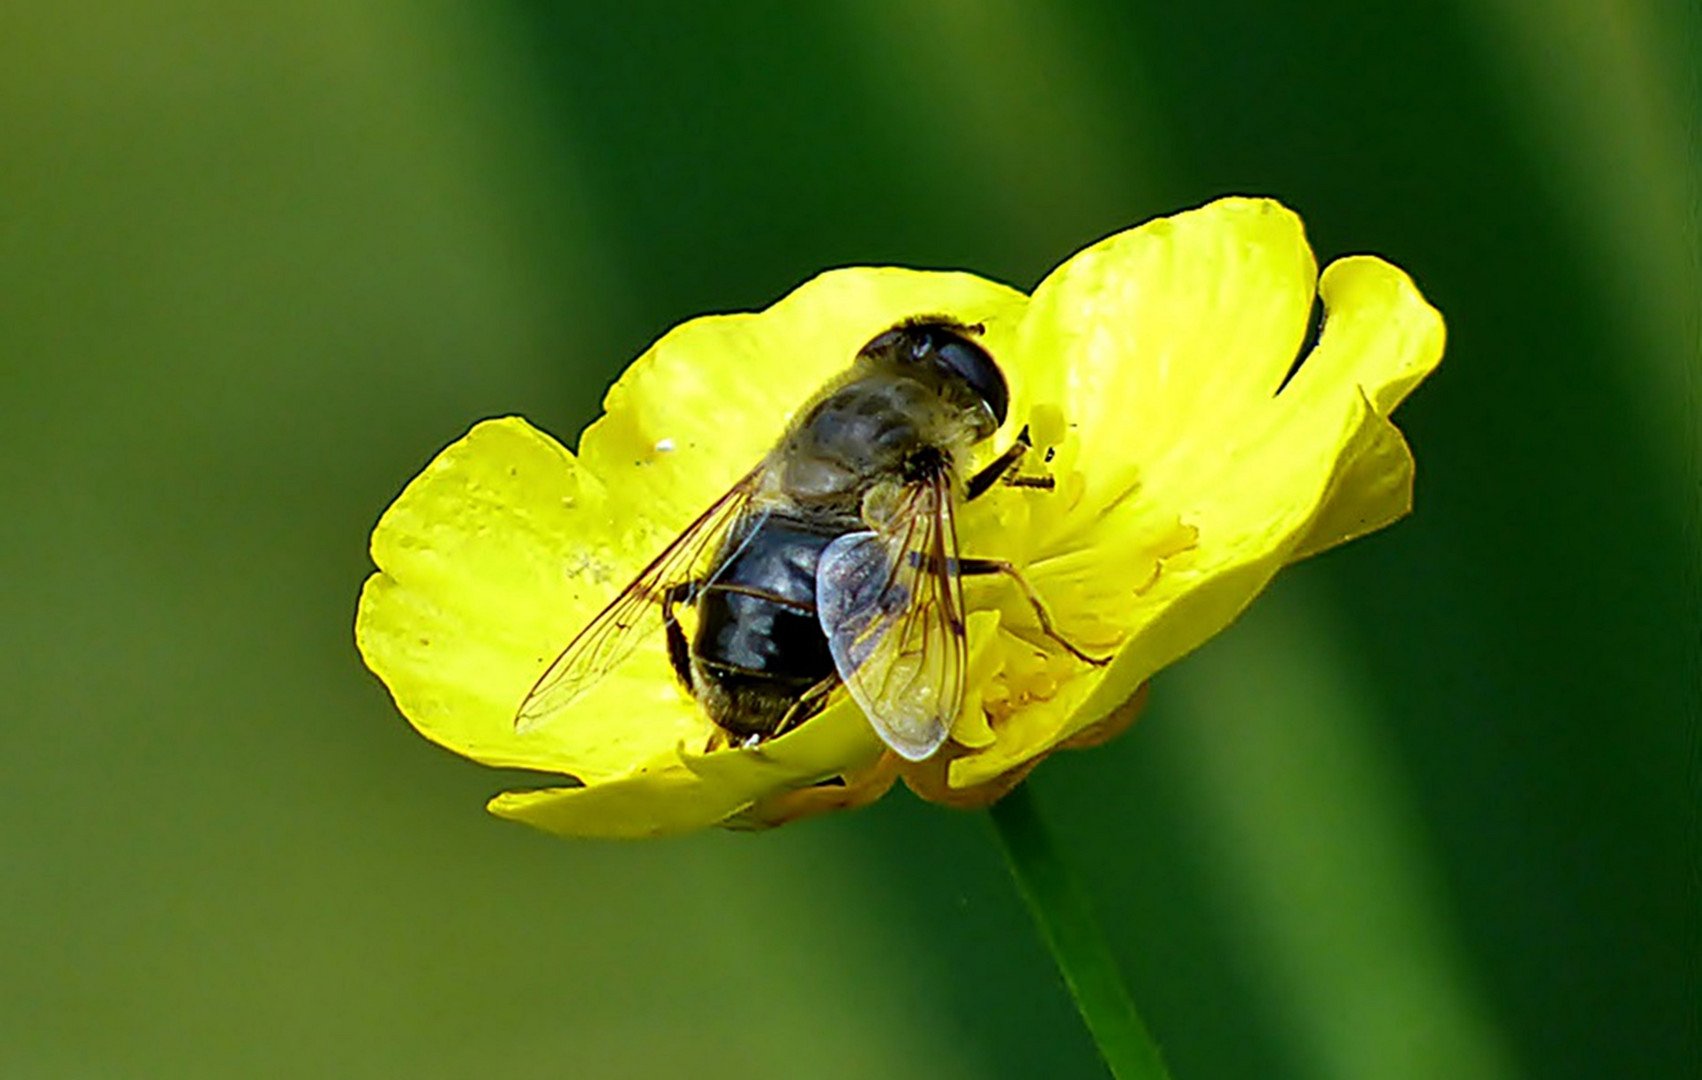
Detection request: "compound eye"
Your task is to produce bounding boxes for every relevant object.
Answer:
[932,334,1009,427]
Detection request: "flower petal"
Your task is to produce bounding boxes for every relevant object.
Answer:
[356,417,705,783]
[487,698,884,838]
[1286,256,1446,559]
[1013,197,1318,517]
[1285,256,1445,416]
[678,698,885,790]
[488,769,742,840]
[948,251,1443,787]
[1061,394,1399,739]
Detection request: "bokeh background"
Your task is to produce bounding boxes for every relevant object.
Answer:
[3,3,1695,1078]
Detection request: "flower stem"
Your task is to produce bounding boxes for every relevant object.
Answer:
[988,782,1173,1080]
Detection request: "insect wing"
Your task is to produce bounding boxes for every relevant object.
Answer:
[515,469,761,733]
[815,475,968,761]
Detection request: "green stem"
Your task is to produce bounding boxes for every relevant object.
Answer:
[988,782,1173,1080]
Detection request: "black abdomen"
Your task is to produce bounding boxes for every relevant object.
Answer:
[691,514,841,737]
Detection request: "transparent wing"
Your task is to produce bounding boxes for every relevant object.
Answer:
[515,469,762,733]
[815,474,968,761]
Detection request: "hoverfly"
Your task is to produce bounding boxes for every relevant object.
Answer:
[515,317,1100,761]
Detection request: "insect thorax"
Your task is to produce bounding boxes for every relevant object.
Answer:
[777,375,975,507]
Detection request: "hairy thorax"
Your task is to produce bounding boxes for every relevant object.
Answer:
[774,375,971,512]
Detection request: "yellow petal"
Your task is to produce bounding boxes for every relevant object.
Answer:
[489,699,884,839]
[488,768,744,840]
[950,248,1443,787]
[677,697,885,788]
[1062,399,1391,736]
[1013,197,1318,519]
[356,417,704,782]
[949,610,1006,750]
[1287,257,1446,559]
[1286,256,1445,416]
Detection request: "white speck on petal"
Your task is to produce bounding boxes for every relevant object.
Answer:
[654,437,676,453]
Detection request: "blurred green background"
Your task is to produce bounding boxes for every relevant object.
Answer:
[2,3,1695,1078]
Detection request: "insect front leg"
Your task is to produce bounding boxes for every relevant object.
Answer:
[966,425,1054,501]
[661,580,701,692]
[954,558,1109,666]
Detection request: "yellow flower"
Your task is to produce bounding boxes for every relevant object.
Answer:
[355,197,1443,838]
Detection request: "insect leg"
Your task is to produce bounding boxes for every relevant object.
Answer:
[661,580,700,691]
[770,674,842,739]
[966,425,1054,501]
[954,558,1109,666]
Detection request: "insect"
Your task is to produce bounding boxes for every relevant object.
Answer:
[515,317,1102,761]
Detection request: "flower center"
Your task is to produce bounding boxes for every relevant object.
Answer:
[951,404,1199,746]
